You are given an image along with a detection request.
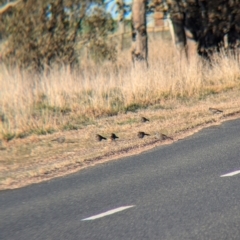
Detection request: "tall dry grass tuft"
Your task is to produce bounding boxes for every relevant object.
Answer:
[0,39,240,140]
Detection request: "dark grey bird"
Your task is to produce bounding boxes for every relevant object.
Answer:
[96,134,107,141]
[51,136,65,143]
[141,117,150,123]
[156,132,173,141]
[209,107,223,114]
[110,133,119,141]
[138,131,150,138]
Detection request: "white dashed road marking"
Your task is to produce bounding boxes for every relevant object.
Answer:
[81,205,135,221]
[221,170,240,177]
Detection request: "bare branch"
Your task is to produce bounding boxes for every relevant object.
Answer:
[0,0,22,15]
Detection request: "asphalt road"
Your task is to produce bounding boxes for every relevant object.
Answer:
[1,119,240,240]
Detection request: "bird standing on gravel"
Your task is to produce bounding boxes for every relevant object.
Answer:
[141,117,150,123]
[155,132,173,141]
[96,134,107,141]
[110,133,119,141]
[51,136,65,143]
[138,131,150,138]
[209,107,223,114]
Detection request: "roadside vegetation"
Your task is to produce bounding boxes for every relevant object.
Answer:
[1,37,240,189]
[1,38,240,141]
[0,0,240,189]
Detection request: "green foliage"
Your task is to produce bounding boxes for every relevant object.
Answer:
[124,103,142,113]
[83,6,117,62]
[1,0,80,71]
[62,123,78,131]
[33,128,55,136]
[117,118,137,125]
[16,132,29,139]
[0,0,116,71]
[168,0,240,53]
[2,132,15,141]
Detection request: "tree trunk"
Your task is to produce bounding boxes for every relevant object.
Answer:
[118,20,125,52]
[131,0,148,67]
[168,0,199,61]
[184,27,198,61]
[118,21,125,52]
[117,0,125,52]
[167,0,186,50]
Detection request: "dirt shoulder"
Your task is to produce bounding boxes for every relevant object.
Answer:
[1,89,240,190]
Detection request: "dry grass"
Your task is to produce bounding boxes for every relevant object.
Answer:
[0,39,240,139]
[1,38,240,190]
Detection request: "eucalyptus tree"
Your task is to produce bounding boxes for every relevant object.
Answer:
[117,0,126,51]
[105,0,131,51]
[83,5,116,62]
[130,0,166,66]
[0,0,114,71]
[131,0,148,66]
[0,0,22,41]
[166,0,201,60]
[167,0,240,59]
[0,0,21,14]
[131,0,240,62]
